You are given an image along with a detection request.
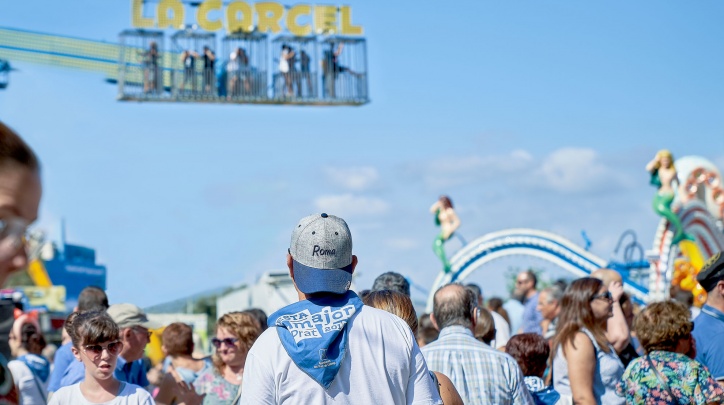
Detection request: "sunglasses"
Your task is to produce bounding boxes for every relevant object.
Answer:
[0,217,30,260]
[82,341,123,360]
[592,291,613,302]
[133,327,152,339]
[211,337,239,349]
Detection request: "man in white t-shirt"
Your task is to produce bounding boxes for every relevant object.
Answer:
[240,213,442,405]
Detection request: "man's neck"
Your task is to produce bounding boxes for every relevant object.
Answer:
[441,323,474,334]
[525,289,537,300]
[706,297,724,313]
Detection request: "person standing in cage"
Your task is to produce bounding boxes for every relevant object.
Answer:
[202,46,215,94]
[180,50,198,93]
[430,195,461,273]
[226,50,240,99]
[237,48,251,96]
[300,50,312,96]
[142,41,159,94]
[323,43,362,99]
[322,43,342,98]
[279,44,296,97]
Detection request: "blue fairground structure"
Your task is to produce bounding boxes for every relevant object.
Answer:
[426,155,724,311]
[2,230,106,332]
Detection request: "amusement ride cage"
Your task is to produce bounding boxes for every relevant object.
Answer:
[271,36,318,100]
[118,29,166,100]
[170,30,217,99]
[320,36,368,103]
[116,30,368,105]
[221,31,268,101]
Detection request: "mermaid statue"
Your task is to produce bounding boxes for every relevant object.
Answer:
[646,150,693,244]
[430,195,461,273]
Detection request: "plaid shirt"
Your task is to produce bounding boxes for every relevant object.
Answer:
[421,326,534,405]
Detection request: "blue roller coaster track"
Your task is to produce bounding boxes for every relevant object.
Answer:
[426,228,649,312]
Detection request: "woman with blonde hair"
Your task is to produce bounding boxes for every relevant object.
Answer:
[552,277,624,405]
[193,312,262,404]
[473,307,496,346]
[616,301,723,404]
[363,290,463,405]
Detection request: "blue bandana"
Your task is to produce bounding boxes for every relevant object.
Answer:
[17,354,50,382]
[268,291,363,389]
[524,376,561,405]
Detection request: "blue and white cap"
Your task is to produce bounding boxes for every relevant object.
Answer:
[289,213,353,294]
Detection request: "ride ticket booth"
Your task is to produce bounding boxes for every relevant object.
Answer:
[118,29,166,100]
[170,30,216,100]
[221,31,268,101]
[319,37,368,104]
[271,36,318,101]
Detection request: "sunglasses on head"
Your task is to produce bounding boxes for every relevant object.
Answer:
[82,341,123,360]
[211,337,239,349]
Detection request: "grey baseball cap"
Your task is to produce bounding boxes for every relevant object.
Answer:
[107,303,161,330]
[289,213,353,294]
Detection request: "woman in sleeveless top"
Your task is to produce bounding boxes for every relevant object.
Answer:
[552,277,625,405]
[193,312,262,405]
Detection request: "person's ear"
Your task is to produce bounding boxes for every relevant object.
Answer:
[286,253,294,279]
[430,313,439,332]
[71,346,81,362]
[350,255,358,273]
[471,307,479,328]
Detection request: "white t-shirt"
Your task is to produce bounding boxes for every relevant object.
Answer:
[48,382,154,405]
[279,50,290,73]
[240,305,443,405]
[490,311,511,349]
[8,360,48,405]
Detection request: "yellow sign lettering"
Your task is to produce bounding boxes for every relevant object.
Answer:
[314,5,337,35]
[129,1,365,36]
[197,0,223,31]
[226,1,253,33]
[255,2,285,33]
[339,6,362,35]
[132,0,154,28]
[286,4,312,37]
[157,0,185,30]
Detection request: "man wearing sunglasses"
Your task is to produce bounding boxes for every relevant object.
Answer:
[693,252,724,388]
[0,122,42,405]
[240,213,442,404]
[58,303,159,390]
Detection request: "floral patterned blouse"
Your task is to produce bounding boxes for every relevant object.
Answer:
[616,350,724,404]
[194,368,241,405]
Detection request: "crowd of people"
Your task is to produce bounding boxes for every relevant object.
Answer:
[2,120,724,404]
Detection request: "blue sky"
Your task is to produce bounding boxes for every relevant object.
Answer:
[1,0,723,308]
